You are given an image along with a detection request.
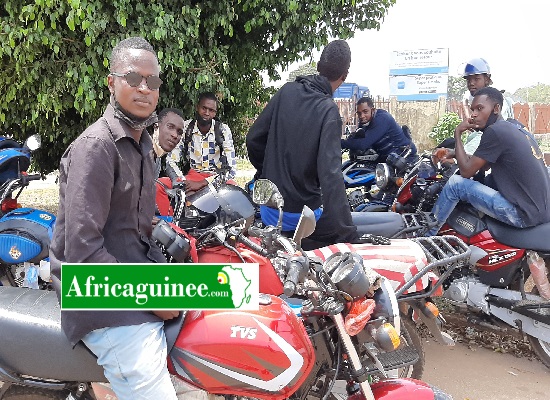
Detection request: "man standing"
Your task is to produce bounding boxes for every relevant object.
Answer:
[247,39,359,248]
[427,87,550,236]
[341,96,417,163]
[50,37,178,399]
[167,92,237,193]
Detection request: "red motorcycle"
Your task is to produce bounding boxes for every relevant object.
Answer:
[156,178,471,376]
[0,198,452,400]
[375,154,550,368]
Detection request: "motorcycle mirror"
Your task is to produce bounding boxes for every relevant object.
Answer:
[292,205,316,248]
[252,179,284,209]
[25,134,41,151]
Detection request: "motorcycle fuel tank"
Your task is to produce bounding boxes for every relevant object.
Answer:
[197,245,284,296]
[168,295,314,399]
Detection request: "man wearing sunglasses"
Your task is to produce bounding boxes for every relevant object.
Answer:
[50,37,179,400]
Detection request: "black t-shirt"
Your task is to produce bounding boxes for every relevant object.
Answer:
[474,120,550,226]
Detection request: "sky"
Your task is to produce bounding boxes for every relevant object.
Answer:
[269,0,550,97]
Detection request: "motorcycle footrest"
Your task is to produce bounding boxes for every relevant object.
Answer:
[363,346,419,373]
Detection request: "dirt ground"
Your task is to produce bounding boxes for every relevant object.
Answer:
[423,336,550,400]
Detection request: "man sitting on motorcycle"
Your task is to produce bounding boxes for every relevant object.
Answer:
[426,87,550,236]
[341,96,417,163]
[436,57,516,155]
[152,108,185,218]
[166,92,237,194]
[152,107,185,179]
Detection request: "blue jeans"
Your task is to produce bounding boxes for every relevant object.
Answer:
[427,174,526,236]
[82,322,177,400]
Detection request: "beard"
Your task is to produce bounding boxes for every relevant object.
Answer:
[196,114,212,128]
[481,112,500,131]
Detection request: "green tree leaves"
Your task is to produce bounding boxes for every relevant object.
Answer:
[429,112,461,146]
[514,83,550,103]
[1,0,395,173]
[447,75,467,102]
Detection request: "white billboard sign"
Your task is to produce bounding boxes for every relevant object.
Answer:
[389,74,449,101]
[390,48,449,75]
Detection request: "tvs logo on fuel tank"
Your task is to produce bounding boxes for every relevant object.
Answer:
[230,325,257,339]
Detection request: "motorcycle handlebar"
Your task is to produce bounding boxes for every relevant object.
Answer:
[248,225,264,238]
[284,255,309,297]
[25,173,42,181]
[228,227,269,257]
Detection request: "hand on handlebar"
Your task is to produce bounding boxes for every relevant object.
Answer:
[431,147,455,166]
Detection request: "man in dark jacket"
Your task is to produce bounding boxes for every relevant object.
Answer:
[341,96,417,162]
[247,40,359,248]
[50,37,178,399]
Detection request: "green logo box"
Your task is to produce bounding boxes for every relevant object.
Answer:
[60,263,259,310]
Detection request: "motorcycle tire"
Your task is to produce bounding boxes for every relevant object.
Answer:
[2,385,70,400]
[399,316,425,379]
[527,275,550,369]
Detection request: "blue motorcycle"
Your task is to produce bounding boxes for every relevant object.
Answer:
[342,148,380,211]
[0,135,55,290]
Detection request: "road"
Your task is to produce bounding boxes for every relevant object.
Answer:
[423,338,550,400]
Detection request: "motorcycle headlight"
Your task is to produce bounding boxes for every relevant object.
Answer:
[375,163,391,189]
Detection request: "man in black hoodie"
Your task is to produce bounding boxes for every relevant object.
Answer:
[247,40,359,248]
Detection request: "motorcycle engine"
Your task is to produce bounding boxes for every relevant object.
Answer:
[443,276,480,303]
[348,189,366,209]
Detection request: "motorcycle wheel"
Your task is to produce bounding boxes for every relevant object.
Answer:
[2,385,69,399]
[399,316,425,379]
[527,278,550,369]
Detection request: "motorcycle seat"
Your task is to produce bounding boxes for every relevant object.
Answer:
[486,218,550,252]
[352,211,405,238]
[0,286,107,382]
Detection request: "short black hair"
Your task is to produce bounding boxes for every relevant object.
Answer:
[110,37,156,72]
[317,40,351,82]
[158,108,184,122]
[357,96,374,108]
[474,87,503,108]
[198,92,218,104]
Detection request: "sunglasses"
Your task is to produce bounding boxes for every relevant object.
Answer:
[110,71,163,90]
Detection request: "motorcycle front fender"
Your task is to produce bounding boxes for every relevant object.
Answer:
[368,378,452,400]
